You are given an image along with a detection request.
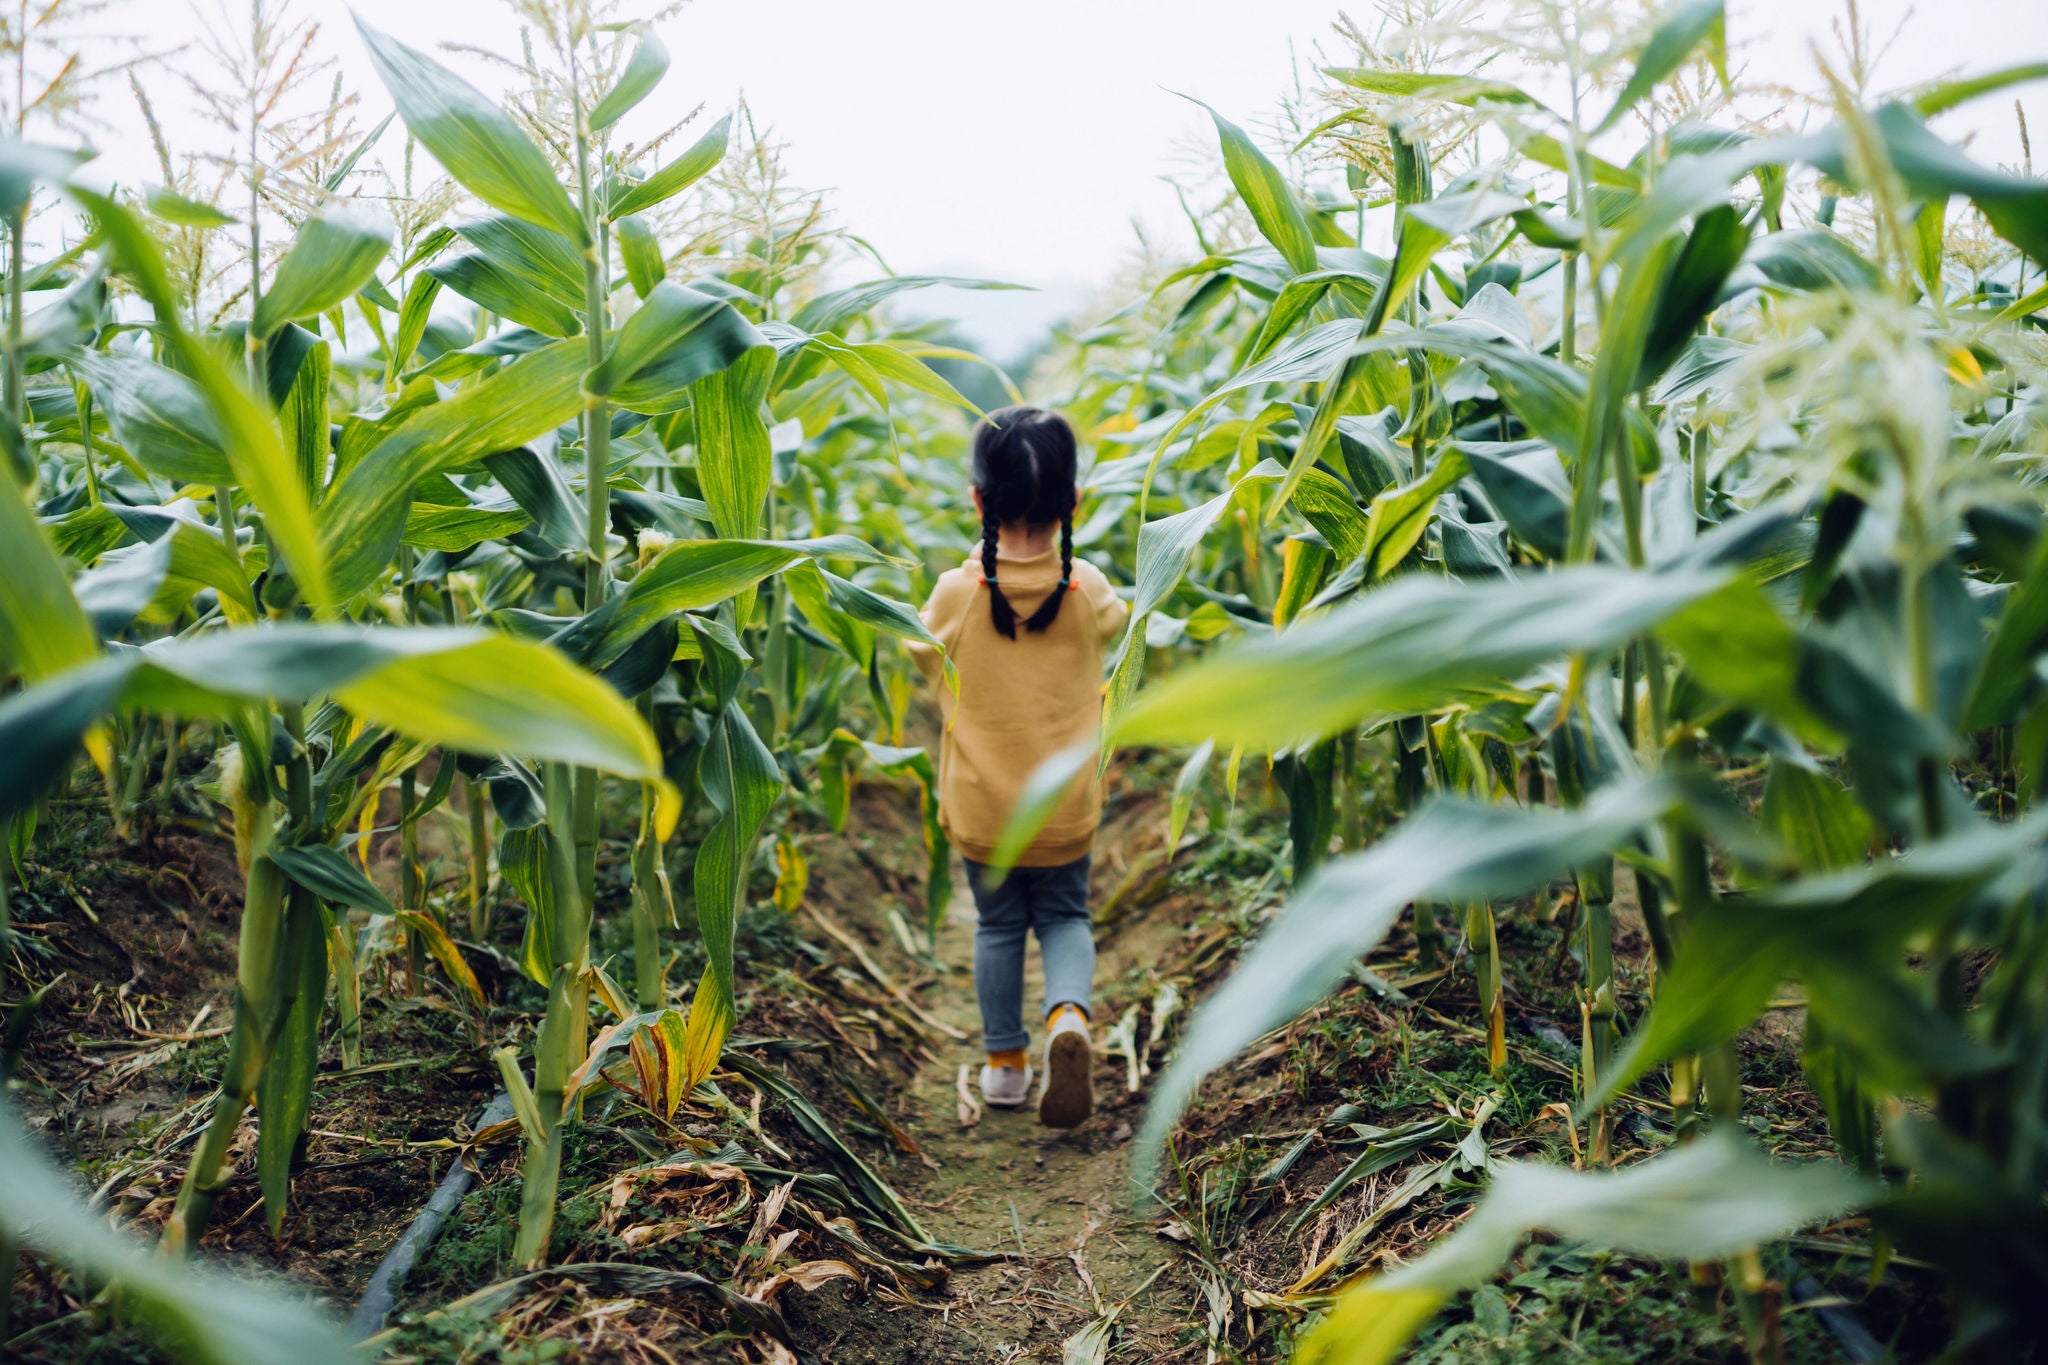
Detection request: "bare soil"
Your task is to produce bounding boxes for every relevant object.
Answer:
[774,775,1211,1363]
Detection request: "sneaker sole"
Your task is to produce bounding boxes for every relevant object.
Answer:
[1038,1033,1093,1128]
[983,1068,1033,1109]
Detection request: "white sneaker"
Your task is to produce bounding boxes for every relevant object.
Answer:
[1038,1009,1094,1128]
[980,1062,1034,1108]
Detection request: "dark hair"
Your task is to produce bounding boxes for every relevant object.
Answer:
[971,405,1078,639]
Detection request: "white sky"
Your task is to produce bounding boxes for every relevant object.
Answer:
[80,0,2048,351]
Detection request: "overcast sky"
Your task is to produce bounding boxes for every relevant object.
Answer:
[85,0,2048,350]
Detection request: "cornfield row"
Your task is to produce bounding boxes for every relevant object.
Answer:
[1,0,2046,1360]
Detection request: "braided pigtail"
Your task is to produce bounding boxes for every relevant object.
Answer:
[982,507,1018,638]
[1022,513,1074,634]
[971,405,1079,641]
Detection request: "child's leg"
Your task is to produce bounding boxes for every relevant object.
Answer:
[1029,855,1095,1022]
[964,859,1031,1056]
[1030,855,1095,1127]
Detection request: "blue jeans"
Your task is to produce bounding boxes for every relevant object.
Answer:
[964,856,1095,1053]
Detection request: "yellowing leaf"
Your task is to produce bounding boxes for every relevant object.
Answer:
[682,968,736,1092]
[773,832,809,912]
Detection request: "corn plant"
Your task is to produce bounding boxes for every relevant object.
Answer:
[347,4,1011,1255]
[988,2,2048,1356]
[2,0,1017,1285]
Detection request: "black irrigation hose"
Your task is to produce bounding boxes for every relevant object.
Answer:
[1791,1275,1886,1363]
[347,1091,513,1341]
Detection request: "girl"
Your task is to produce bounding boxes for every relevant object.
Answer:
[908,406,1129,1127]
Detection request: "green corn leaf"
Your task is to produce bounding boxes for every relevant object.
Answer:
[0,659,129,821]
[1322,68,1547,111]
[144,186,237,228]
[589,27,668,131]
[1294,1130,1872,1365]
[1522,135,1643,191]
[253,203,394,339]
[355,20,588,246]
[607,113,731,221]
[324,632,662,779]
[1741,228,1883,293]
[693,345,773,542]
[1911,61,2048,118]
[1261,192,1527,516]
[392,272,442,374]
[615,214,665,297]
[1914,196,1949,299]
[0,1096,353,1365]
[986,742,1099,875]
[1594,0,1726,134]
[1807,103,2048,260]
[75,534,176,637]
[493,1044,548,1143]
[1368,190,1529,337]
[1659,576,1840,746]
[426,252,583,337]
[319,339,587,598]
[809,333,986,416]
[1461,441,1571,560]
[689,621,782,1057]
[80,522,263,633]
[268,842,396,914]
[66,349,233,486]
[1138,319,1364,503]
[1116,565,1729,751]
[1167,739,1215,854]
[1241,265,1384,367]
[1185,96,1320,274]
[1651,334,1748,405]
[1292,466,1369,563]
[453,214,586,313]
[787,562,941,649]
[500,827,557,986]
[1135,781,1675,1193]
[72,186,333,613]
[585,281,767,412]
[1353,326,1589,456]
[402,503,533,552]
[1643,203,1751,377]
[482,445,583,551]
[254,891,326,1235]
[1570,228,1682,559]
[324,110,394,193]
[591,535,893,664]
[1360,447,1467,580]
[276,330,331,501]
[0,461,100,682]
[1591,822,2032,1107]
[1104,459,1290,736]
[6,626,664,786]
[0,140,87,219]
[1760,760,1877,871]
[1967,525,2048,728]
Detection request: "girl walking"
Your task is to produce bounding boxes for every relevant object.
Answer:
[908,406,1128,1127]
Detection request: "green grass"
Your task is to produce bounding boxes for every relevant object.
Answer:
[1405,1242,1929,1365]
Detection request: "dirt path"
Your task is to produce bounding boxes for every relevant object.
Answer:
[794,815,1200,1363]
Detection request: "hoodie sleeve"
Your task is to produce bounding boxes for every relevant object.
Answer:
[1079,561,1130,645]
[906,568,971,684]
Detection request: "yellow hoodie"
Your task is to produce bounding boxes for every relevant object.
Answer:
[907,545,1130,867]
